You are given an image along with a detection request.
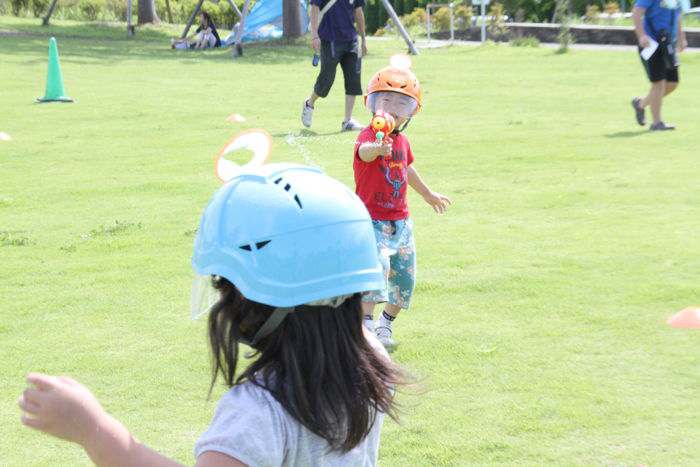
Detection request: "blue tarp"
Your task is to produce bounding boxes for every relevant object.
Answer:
[224,0,309,45]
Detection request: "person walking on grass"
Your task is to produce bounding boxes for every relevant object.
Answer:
[631,0,687,131]
[301,0,368,132]
[354,65,452,352]
[18,165,404,466]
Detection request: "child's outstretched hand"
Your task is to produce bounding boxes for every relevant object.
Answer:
[19,373,107,445]
[422,191,452,214]
[376,139,392,157]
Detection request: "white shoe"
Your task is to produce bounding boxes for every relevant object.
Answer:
[363,318,375,332]
[341,118,363,132]
[375,326,397,353]
[301,100,314,128]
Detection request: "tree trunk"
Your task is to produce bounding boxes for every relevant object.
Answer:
[138,0,160,25]
[282,0,302,38]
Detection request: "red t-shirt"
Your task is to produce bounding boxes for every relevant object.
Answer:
[354,127,414,221]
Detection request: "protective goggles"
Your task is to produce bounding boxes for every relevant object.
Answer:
[366,91,418,119]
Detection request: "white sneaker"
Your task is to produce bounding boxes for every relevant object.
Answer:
[301,100,314,128]
[341,118,363,132]
[363,318,375,332]
[375,326,397,353]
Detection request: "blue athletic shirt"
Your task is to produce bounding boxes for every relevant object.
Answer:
[635,0,681,42]
[311,0,365,42]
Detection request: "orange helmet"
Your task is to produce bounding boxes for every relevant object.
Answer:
[365,66,422,115]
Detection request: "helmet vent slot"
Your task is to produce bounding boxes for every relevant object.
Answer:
[272,176,302,209]
[239,240,271,252]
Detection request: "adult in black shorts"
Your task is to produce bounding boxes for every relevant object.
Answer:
[630,0,687,131]
[301,0,368,132]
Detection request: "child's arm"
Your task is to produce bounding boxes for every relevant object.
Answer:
[19,373,245,467]
[358,140,391,162]
[407,165,452,214]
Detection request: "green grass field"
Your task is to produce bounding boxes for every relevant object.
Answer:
[1,16,699,465]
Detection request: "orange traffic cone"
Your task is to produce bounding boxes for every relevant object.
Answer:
[667,307,700,329]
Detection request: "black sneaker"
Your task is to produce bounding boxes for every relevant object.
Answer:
[649,121,675,131]
[631,98,646,126]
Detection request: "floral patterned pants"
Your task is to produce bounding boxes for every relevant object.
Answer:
[362,218,416,309]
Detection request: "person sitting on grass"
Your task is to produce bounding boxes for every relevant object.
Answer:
[172,11,221,50]
[18,164,404,466]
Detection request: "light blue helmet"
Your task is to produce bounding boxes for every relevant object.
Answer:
[192,163,384,312]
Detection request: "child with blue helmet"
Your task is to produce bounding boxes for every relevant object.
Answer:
[18,164,404,466]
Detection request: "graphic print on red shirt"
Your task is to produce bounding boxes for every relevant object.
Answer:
[354,126,414,221]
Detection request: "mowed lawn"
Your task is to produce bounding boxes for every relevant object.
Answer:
[1,17,699,465]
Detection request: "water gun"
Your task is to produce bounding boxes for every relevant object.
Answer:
[370,111,396,145]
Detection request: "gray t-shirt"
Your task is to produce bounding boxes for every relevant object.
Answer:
[194,381,385,466]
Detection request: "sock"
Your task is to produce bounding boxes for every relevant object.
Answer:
[363,314,374,331]
[378,310,395,330]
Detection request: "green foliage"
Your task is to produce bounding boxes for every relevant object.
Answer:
[10,0,29,16]
[604,1,620,14]
[106,0,126,20]
[510,35,540,46]
[425,4,473,33]
[488,2,507,40]
[401,7,426,28]
[78,0,105,21]
[210,1,238,29]
[584,4,600,23]
[499,0,556,23]
[554,0,573,53]
[454,4,473,29]
[5,0,246,25]
[432,6,452,32]
[30,0,48,17]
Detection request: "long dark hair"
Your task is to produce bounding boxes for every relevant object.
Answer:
[207,276,404,453]
[200,11,213,27]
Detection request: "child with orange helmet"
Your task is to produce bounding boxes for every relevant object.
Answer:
[354,63,452,352]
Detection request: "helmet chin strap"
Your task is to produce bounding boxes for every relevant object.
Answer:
[240,307,294,347]
[239,293,354,347]
[393,118,412,134]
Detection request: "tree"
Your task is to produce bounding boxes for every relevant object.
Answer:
[283,0,302,38]
[138,0,160,25]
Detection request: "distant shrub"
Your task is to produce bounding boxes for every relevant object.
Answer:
[488,2,507,41]
[11,0,29,16]
[510,36,540,47]
[30,0,49,17]
[604,1,619,15]
[78,0,105,20]
[402,7,427,28]
[584,4,600,23]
